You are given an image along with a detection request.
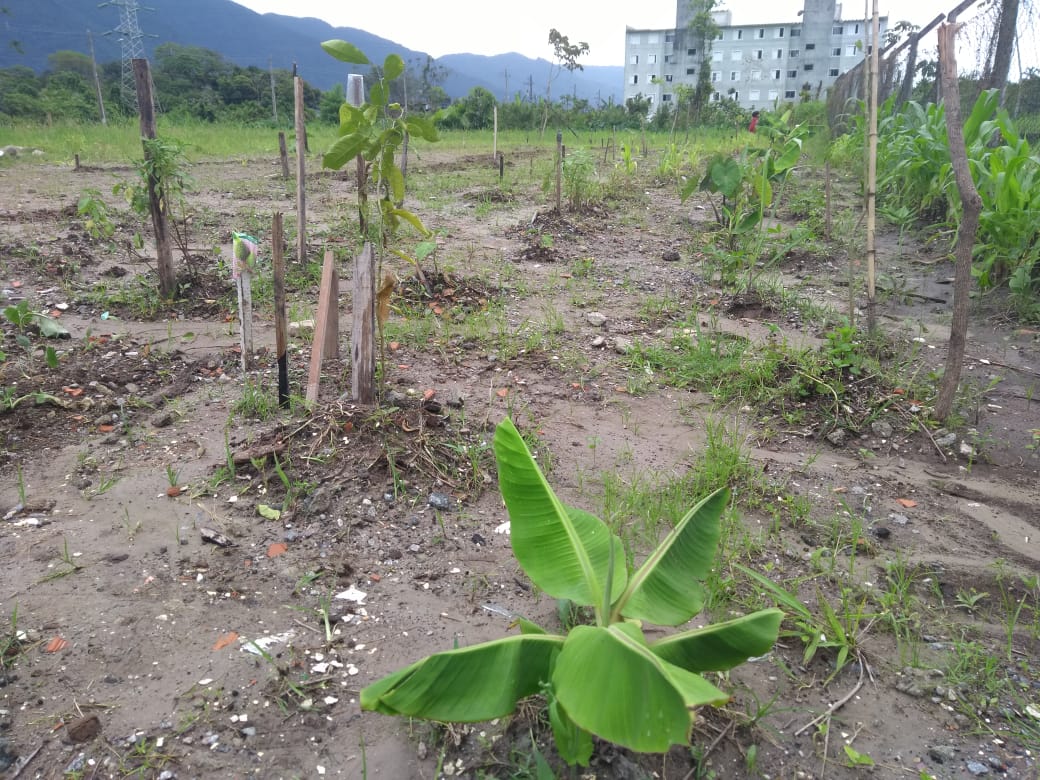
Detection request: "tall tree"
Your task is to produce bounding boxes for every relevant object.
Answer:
[542,28,589,133]
[687,0,721,122]
[980,0,1019,99]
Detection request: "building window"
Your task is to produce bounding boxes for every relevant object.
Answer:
[756,49,763,59]
[805,43,816,50]
[711,91,721,101]
[776,49,784,58]
[711,71,720,82]
[686,67,696,74]
[716,32,724,40]
[769,89,779,100]
[737,29,744,40]
[777,27,785,38]
[832,25,844,35]
[730,70,740,80]
[829,68,840,76]
[649,73,657,81]
[846,45,857,57]
[662,93,673,101]
[629,33,641,44]
[751,69,762,80]
[787,69,798,77]
[790,28,801,37]
[664,54,674,63]
[665,32,675,42]
[749,89,760,100]
[687,47,697,56]
[867,44,873,54]
[773,69,782,79]
[648,33,659,43]
[665,74,674,82]
[732,50,742,60]
[648,95,654,104]
[832,47,841,56]
[854,23,860,34]
[648,54,657,64]
[757,28,765,39]
[712,50,723,61]
[785,89,797,98]
[630,54,639,65]
[631,74,638,84]
[803,63,814,71]
[789,49,799,57]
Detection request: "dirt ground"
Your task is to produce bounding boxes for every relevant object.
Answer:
[1,141,1038,780]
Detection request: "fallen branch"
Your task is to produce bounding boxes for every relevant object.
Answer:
[794,660,867,736]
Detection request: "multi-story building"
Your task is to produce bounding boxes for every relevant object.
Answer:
[623,0,887,113]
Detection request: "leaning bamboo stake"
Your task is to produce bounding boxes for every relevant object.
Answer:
[864,0,880,335]
[294,76,307,263]
[272,213,290,407]
[934,20,983,422]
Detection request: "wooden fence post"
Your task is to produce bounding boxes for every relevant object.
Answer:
[352,243,377,404]
[305,249,340,403]
[272,212,290,407]
[278,132,289,180]
[132,58,176,299]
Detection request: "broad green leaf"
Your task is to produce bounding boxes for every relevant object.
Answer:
[369,81,388,108]
[385,161,406,204]
[700,155,742,197]
[321,40,370,65]
[493,418,625,608]
[616,487,727,626]
[32,314,69,338]
[649,609,783,672]
[513,616,548,634]
[322,133,367,170]
[382,53,405,81]
[337,103,364,132]
[406,115,440,142]
[773,138,803,174]
[553,623,728,753]
[548,697,593,767]
[361,633,563,721]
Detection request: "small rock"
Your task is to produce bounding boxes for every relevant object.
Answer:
[826,429,847,446]
[150,411,174,428]
[889,513,909,526]
[408,544,421,554]
[662,250,680,262]
[586,312,607,327]
[928,745,957,763]
[612,336,633,355]
[471,533,486,545]
[959,440,975,457]
[966,760,990,775]
[428,492,453,511]
[66,714,102,743]
[591,335,606,348]
[417,741,428,760]
[935,432,957,448]
[873,526,891,539]
[871,420,893,438]
[0,738,15,772]
[241,727,256,738]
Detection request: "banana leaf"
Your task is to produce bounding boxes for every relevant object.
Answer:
[650,609,784,672]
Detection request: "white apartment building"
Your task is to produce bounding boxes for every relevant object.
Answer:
[624,0,888,112]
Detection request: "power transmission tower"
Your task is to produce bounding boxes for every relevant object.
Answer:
[100,0,152,111]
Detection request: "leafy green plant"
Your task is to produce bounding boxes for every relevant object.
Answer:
[360,417,783,766]
[560,147,598,210]
[77,188,116,240]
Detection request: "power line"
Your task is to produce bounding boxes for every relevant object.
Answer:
[99,0,152,110]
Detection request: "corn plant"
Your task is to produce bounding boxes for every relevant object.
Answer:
[360,417,782,767]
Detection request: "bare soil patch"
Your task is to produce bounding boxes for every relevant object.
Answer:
[1,147,1038,780]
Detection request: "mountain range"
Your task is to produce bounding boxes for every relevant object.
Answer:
[0,0,624,104]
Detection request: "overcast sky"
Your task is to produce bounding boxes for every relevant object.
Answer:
[232,0,1014,72]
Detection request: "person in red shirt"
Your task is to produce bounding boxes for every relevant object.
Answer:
[749,110,760,133]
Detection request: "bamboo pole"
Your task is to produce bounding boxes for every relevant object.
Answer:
[294,76,307,264]
[272,212,290,407]
[865,0,880,334]
[352,243,377,404]
[555,131,563,213]
[347,74,367,237]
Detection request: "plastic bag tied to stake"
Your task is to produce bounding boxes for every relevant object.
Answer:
[232,232,259,370]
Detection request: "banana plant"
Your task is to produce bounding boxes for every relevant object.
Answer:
[361,417,783,766]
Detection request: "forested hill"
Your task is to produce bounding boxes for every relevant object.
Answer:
[0,0,622,102]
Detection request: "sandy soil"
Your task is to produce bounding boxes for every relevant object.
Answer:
[0,143,1038,780]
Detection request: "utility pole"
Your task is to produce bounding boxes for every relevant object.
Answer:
[269,56,278,123]
[503,68,510,101]
[527,74,534,102]
[87,29,107,125]
[100,0,152,111]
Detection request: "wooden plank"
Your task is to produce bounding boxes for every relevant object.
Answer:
[132,58,176,299]
[272,212,290,407]
[294,76,307,263]
[324,262,340,360]
[352,243,376,404]
[305,249,338,403]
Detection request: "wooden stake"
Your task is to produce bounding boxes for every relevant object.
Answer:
[347,75,367,236]
[865,0,880,334]
[272,212,290,407]
[132,58,176,300]
[278,132,289,180]
[236,266,253,372]
[306,249,339,403]
[294,76,307,264]
[352,243,377,404]
[555,131,563,213]
[493,105,498,161]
